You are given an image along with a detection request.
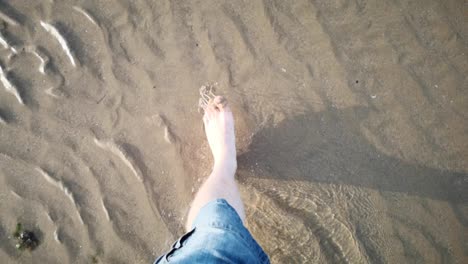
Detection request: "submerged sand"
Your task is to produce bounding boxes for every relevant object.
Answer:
[0,0,467,263]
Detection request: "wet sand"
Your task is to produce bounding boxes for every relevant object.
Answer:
[0,0,467,263]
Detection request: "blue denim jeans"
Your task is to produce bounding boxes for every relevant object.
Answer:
[154,199,270,263]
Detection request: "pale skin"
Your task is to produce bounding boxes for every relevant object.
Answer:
[185,96,245,231]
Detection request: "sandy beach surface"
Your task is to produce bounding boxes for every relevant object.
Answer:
[0,0,467,263]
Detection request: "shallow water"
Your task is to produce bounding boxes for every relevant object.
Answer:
[0,0,467,263]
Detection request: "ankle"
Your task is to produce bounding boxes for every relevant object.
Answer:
[213,159,237,175]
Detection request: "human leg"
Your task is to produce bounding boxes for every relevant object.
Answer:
[185,96,245,231]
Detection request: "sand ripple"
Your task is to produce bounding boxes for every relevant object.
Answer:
[0,0,466,263]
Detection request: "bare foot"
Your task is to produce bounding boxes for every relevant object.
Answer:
[203,96,237,174]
